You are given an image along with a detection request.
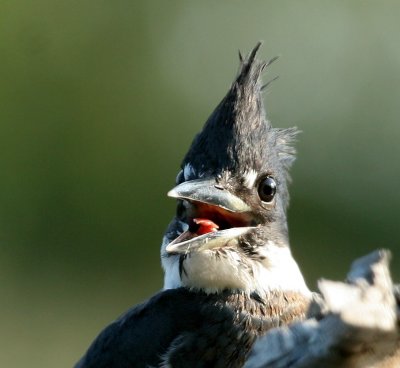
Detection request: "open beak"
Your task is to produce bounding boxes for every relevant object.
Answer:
[166,178,255,254]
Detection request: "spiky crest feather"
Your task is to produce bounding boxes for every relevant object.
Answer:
[182,43,299,208]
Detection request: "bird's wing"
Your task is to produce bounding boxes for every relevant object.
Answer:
[75,288,203,368]
[75,288,310,368]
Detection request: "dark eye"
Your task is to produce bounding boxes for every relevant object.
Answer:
[258,176,276,202]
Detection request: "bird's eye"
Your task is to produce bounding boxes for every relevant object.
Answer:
[258,176,277,203]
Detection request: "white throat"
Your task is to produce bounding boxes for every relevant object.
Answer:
[161,235,310,298]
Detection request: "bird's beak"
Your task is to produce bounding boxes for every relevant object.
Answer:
[166,178,255,255]
[167,178,251,213]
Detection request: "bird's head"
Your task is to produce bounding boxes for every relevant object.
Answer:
[161,43,310,297]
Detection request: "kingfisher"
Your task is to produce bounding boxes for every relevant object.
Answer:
[75,42,311,368]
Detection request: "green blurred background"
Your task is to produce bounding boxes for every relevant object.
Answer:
[1,1,399,366]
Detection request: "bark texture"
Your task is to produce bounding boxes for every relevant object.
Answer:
[246,250,400,368]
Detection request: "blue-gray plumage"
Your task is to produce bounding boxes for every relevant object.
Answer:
[76,42,310,368]
[76,289,308,367]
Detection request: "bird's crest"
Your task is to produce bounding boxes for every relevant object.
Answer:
[182,42,298,184]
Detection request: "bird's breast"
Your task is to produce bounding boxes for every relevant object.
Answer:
[163,289,311,367]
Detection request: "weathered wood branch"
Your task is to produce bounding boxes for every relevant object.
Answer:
[245,250,400,368]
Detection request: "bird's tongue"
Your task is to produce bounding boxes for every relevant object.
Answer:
[193,218,219,235]
[170,217,219,245]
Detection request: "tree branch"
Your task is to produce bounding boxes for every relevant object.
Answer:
[245,250,400,368]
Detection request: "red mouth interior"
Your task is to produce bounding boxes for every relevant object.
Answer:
[193,218,219,235]
[170,203,252,246]
[188,203,250,235]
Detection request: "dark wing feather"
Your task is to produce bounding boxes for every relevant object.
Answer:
[75,288,202,368]
[75,289,309,368]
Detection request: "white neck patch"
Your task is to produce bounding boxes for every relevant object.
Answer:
[161,236,310,298]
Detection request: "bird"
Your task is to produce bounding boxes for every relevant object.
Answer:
[75,42,311,368]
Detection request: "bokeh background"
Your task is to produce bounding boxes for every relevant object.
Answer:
[1,1,399,367]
